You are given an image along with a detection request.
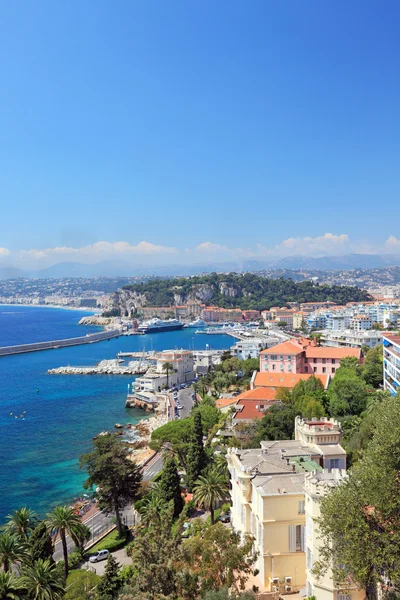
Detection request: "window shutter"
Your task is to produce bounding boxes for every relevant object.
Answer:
[289,525,296,552]
[301,524,306,551]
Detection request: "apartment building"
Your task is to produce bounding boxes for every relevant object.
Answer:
[201,306,243,322]
[350,314,373,331]
[259,338,361,377]
[304,469,365,600]
[134,349,194,392]
[242,309,261,321]
[320,329,383,349]
[383,333,400,395]
[230,338,267,360]
[227,416,346,594]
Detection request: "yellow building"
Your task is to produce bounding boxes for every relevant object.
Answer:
[304,470,365,600]
[227,418,346,595]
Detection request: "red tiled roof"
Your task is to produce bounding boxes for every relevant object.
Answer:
[235,388,277,402]
[305,346,361,359]
[234,399,278,420]
[259,340,304,356]
[253,372,330,389]
[216,397,239,409]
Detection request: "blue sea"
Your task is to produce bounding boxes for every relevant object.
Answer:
[0,306,231,522]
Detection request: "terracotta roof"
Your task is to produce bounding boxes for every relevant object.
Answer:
[259,340,304,356]
[305,346,361,359]
[234,399,279,420]
[235,388,277,402]
[253,372,330,389]
[216,397,239,409]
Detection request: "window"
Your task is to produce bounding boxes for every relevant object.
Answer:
[298,500,305,514]
[322,358,326,364]
[271,355,277,360]
[322,367,326,373]
[289,525,305,552]
[304,366,308,373]
[313,367,317,373]
[332,367,336,373]
[330,459,339,469]
[332,359,336,364]
[280,355,284,360]
[272,365,276,371]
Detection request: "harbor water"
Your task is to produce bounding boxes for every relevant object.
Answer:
[0,306,232,522]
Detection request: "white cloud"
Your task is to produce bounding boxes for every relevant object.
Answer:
[0,233,398,270]
[385,236,400,252]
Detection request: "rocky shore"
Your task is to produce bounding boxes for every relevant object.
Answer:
[48,359,150,375]
[125,394,169,464]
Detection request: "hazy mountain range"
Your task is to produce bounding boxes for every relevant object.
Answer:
[1,253,400,280]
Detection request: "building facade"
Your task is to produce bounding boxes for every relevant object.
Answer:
[227,417,346,594]
[383,333,400,395]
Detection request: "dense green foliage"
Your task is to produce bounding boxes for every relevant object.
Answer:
[316,393,400,599]
[90,529,127,553]
[97,555,122,600]
[121,273,370,311]
[80,434,142,537]
[29,522,54,564]
[156,457,184,518]
[185,413,208,492]
[65,570,101,600]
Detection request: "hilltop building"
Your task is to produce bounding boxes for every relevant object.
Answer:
[133,349,194,392]
[227,416,346,594]
[259,337,361,377]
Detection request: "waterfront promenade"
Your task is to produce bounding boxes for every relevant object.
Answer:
[0,329,122,357]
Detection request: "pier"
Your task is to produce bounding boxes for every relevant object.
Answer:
[0,329,122,357]
[48,358,151,376]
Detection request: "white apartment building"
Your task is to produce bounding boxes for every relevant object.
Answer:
[230,338,267,360]
[304,469,365,600]
[383,333,400,396]
[349,314,373,332]
[226,417,346,594]
[134,349,194,392]
[320,329,383,349]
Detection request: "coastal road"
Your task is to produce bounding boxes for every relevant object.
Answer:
[53,453,165,562]
[176,386,195,419]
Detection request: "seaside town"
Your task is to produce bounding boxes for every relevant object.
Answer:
[2,2,400,600]
[1,270,400,600]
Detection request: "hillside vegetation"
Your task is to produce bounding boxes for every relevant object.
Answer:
[119,273,371,311]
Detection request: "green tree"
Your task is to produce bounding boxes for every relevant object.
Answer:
[6,508,36,541]
[139,494,166,527]
[339,355,359,371]
[201,589,255,600]
[150,419,193,468]
[0,572,24,600]
[361,344,383,388]
[328,370,367,416]
[181,523,256,594]
[256,404,297,442]
[97,555,121,600]
[193,471,229,525]
[316,394,400,599]
[29,522,54,564]
[19,559,65,600]
[126,509,180,600]
[46,506,81,578]
[185,413,208,492]
[0,532,26,573]
[70,523,91,552]
[162,361,174,387]
[80,434,142,538]
[65,570,101,600]
[156,457,183,518]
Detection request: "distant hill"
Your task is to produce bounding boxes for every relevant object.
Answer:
[0,253,399,280]
[113,272,372,313]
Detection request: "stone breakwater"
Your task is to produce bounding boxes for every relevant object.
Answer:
[48,359,150,375]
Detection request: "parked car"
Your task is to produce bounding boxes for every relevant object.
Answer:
[176,403,183,409]
[89,549,109,563]
[219,513,230,524]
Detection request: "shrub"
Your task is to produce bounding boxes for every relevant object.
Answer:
[89,528,126,553]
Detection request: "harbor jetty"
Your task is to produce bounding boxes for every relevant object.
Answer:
[48,359,151,376]
[0,329,122,357]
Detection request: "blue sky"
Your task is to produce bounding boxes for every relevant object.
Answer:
[1,1,400,268]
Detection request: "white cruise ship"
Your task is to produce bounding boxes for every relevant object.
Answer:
[184,319,207,328]
[137,318,184,334]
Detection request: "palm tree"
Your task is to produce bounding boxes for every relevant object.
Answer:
[162,361,174,388]
[70,523,91,552]
[139,494,165,527]
[0,532,26,573]
[0,572,24,600]
[193,470,229,525]
[6,508,36,541]
[46,506,81,578]
[19,559,65,600]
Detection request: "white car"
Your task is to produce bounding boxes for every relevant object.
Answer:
[89,549,109,563]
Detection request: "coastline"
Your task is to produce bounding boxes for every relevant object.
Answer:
[0,303,100,313]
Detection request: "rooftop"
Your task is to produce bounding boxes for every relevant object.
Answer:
[233,399,279,420]
[305,346,361,359]
[235,388,277,402]
[260,340,304,356]
[253,372,330,389]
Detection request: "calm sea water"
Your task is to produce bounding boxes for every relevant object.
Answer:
[0,306,231,521]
